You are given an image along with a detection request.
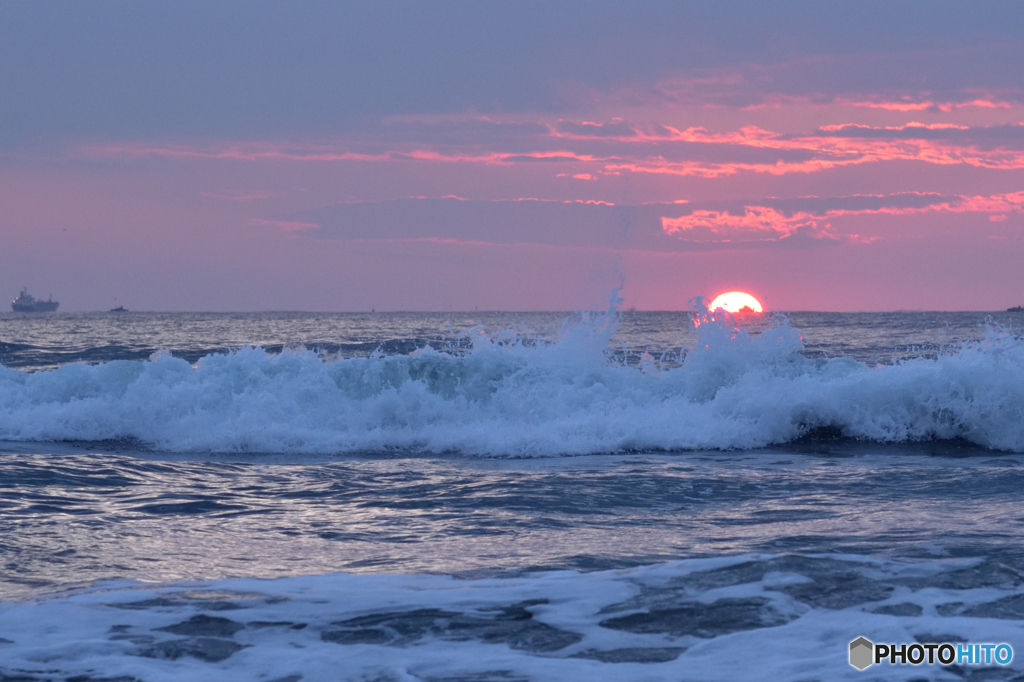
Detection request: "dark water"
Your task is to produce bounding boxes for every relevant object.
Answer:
[2,311,1024,680]
[1,442,1021,601]
[2,309,1020,372]
[0,307,1019,593]
[0,309,1022,599]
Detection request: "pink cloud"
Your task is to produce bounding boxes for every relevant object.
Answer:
[76,109,1024,189]
[661,191,1024,243]
[955,191,1024,213]
[249,218,319,232]
[95,128,1024,184]
[836,97,1013,112]
[661,207,829,242]
[818,122,971,133]
[600,122,1024,177]
[83,142,602,168]
[566,199,615,206]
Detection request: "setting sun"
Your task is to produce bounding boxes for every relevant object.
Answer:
[709,291,763,313]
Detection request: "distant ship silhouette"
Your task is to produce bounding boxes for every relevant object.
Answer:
[1009,306,1024,312]
[11,288,58,312]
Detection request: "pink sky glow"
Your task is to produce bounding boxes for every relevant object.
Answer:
[3,5,1024,311]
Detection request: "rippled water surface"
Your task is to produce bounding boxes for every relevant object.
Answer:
[3,311,1024,679]
[2,310,1023,596]
[2,309,1021,371]
[1,442,1021,600]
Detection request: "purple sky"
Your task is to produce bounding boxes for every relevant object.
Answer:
[3,2,1024,311]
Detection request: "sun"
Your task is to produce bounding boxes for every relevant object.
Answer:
[709,291,763,314]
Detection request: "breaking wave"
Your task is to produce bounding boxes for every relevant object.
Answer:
[1,308,1023,455]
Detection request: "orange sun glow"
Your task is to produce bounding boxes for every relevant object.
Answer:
[709,291,763,313]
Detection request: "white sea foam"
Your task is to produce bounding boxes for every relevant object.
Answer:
[1,555,1022,681]
[1,311,1022,454]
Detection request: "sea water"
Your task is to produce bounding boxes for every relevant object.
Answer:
[1,308,1023,681]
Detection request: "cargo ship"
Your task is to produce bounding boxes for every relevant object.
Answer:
[11,288,59,312]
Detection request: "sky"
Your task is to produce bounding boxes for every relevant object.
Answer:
[3,1,1024,312]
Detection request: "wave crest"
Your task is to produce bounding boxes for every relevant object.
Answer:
[1,314,1022,454]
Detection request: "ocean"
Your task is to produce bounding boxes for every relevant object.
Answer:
[1,306,1023,681]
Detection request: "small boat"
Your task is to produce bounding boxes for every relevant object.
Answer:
[110,306,128,312]
[11,288,59,312]
[1008,306,1024,312]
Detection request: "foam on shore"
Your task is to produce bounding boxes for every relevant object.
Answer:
[2,554,1022,681]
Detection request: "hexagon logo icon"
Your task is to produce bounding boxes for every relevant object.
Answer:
[849,636,874,670]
